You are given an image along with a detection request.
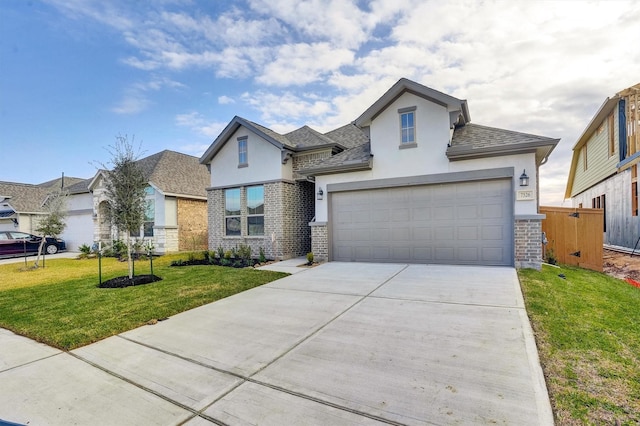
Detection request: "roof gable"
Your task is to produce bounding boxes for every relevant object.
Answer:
[355,78,470,127]
[200,116,294,165]
[91,151,210,198]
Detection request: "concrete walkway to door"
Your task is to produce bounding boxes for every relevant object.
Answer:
[0,263,552,425]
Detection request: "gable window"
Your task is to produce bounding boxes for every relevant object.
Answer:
[398,106,416,146]
[246,185,264,236]
[225,188,241,236]
[238,137,248,167]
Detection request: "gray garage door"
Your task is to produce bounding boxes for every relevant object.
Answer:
[330,179,513,266]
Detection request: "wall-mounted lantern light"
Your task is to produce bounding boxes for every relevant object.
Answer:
[519,170,530,187]
[317,187,324,200]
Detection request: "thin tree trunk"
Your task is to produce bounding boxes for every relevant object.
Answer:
[126,234,133,279]
[34,237,47,268]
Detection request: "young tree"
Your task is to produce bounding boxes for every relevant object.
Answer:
[34,189,68,268]
[102,135,147,279]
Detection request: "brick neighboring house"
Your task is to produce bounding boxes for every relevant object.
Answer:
[565,82,640,249]
[201,78,559,268]
[88,150,211,253]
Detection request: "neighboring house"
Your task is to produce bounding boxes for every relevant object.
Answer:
[201,78,559,269]
[1,150,210,253]
[565,83,640,250]
[88,150,211,253]
[0,176,85,236]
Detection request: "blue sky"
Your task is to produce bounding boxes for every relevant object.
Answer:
[1,0,639,205]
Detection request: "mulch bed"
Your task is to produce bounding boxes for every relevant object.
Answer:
[98,274,162,288]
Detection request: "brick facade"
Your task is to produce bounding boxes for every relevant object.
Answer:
[207,180,314,260]
[292,150,332,180]
[514,218,543,270]
[177,198,208,251]
[310,222,328,262]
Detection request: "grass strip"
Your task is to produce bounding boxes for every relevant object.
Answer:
[519,264,640,425]
[0,253,286,349]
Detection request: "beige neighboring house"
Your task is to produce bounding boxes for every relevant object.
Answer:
[0,177,85,236]
[1,150,210,253]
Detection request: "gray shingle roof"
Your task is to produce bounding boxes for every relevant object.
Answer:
[298,142,372,175]
[0,182,50,213]
[244,119,296,148]
[135,150,210,198]
[285,125,336,148]
[324,123,369,149]
[38,176,86,190]
[448,124,559,161]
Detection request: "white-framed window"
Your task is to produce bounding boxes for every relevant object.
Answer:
[238,137,248,166]
[225,188,241,236]
[131,186,155,237]
[246,185,264,236]
[399,106,416,145]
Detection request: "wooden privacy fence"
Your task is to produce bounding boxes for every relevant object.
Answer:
[540,206,603,272]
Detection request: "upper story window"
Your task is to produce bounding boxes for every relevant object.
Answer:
[246,185,264,236]
[225,188,241,236]
[398,106,416,146]
[238,137,248,167]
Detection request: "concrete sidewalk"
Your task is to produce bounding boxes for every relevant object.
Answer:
[0,263,552,425]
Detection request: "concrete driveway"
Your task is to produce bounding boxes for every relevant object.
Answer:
[0,262,552,425]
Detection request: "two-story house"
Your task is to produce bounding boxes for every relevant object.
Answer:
[565,83,640,250]
[200,78,559,269]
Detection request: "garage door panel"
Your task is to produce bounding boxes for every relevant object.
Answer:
[412,207,431,220]
[482,225,504,240]
[434,226,454,240]
[458,205,479,219]
[371,209,389,222]
[482,203,504,218]
[435,247,455,261]
[413,226,432,240]
[459,247,480,262]
[372,247,391,260]
[331,179,513,266]
[412,247,433,261]
[458,226,479,240]
[483,247,505,262]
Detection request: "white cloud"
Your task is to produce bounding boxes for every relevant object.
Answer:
[256,43,354,86]
[111,95,150,115]
[218,96,235,104]
[112,76,185,115]
[175,112,227,138]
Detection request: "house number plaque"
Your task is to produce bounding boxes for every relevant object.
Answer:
[516,190,535,201]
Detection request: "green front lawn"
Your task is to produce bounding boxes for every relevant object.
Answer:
[519,264,640,425]
[0,253,287,349]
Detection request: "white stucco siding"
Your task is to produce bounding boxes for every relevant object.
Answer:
[209,127,290,187]
[61,192,94,251]
[63,213,94,251]
[164,196,177,226]
[367,92,452,178]
[314,152,538,221]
